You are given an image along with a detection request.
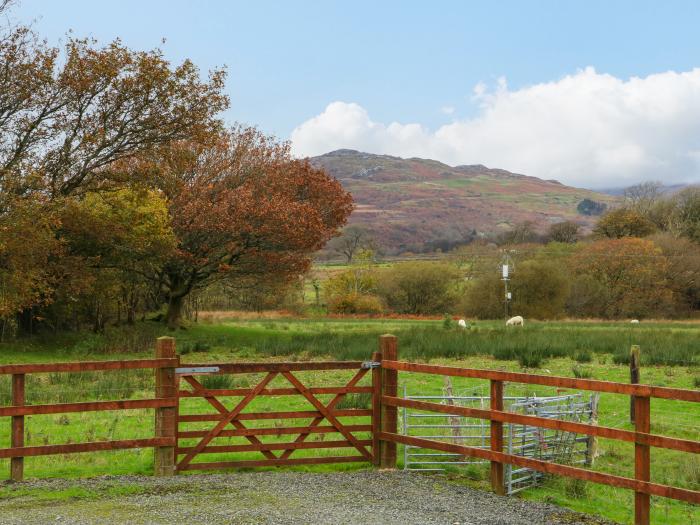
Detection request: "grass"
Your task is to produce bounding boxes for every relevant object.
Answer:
[0,317,698,524]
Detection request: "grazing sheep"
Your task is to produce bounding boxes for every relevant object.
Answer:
[458,319,468,329]
[630,319,640,324]
[506,315,524,327]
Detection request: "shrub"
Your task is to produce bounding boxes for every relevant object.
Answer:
[518,349,544,368]
[327,292,384,314]
[442,314,454,330]
[572,365,593,379]
[574,349,593,363]
[376,261,461,315]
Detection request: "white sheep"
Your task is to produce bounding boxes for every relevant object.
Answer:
[630,319,640,324]
[506,315,524,327]
[458,319,468,329]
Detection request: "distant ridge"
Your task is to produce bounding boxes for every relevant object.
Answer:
[311,150,617,254]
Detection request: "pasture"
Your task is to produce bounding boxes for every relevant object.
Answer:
[0,317,698,525]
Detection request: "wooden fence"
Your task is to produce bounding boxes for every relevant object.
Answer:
[1,334,698,525]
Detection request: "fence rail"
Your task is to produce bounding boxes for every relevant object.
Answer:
[377,357,700,525]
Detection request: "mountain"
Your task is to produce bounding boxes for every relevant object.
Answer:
[311,150,618,254]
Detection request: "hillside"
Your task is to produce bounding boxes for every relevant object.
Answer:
[311,149,618,254]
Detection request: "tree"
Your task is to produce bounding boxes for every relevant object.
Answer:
[593,208,656,239]
[649,233,700,315]
[570,238,673,318]
[669,187,700,243]
[623,181,663,216]
[497,221,540,245]
[327,225,374,263]
[577,198,607,216]
[139,128,353,328]
[510,259,570,319]
[376,261,460,314]
[548,221,580,243]
[0,30,227,201]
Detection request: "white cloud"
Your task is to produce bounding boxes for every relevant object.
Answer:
[440,105,455,115]
[290,67,700,188]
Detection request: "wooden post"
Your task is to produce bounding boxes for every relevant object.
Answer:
[630,345,641,423]
[634,395,651,525]
[490,379,505,495]
[585,393,600,467]
[371,350,382,466]
[154,337,178,476]
[10,373,25,482]
[379,334,397,469]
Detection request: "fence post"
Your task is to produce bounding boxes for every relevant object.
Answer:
[371,350,382,467]
[490,379,505,495]
[154,336,178,476]
[634,395,651,525]
[630,345,641,423]
[10,373,25,482]
[379,334,397,469]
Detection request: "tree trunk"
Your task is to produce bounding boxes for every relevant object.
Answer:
[166,295,184,330]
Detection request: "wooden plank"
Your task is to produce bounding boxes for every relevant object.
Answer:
[0,359,178,375]
[490,380,504,495]
[0,438,175,459]
[379,335,398,469]
[382,396,700,454]
[177,372,277,469]
[186,362,363,373]
[177,409,372,423]
[378,432,700,504]
[277,368,369,461]
[178,386,373,397]
[630,345,641,423]
[11,373,24,481]
[0,398,176,417]
[635,396,651,525]
[382,360,700,402]
[371,350,382,467]
[177,424,372,439]
[154,337,178,477]
[176,439,373,455]
[179,455,367,471]
[181,376,278,461]
[281,371,373,461]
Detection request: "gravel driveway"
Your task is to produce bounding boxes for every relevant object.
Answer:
[0,471,615,525]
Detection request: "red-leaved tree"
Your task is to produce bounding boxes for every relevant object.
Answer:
[139,127,353,328]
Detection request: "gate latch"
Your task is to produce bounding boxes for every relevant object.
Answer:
[361,361,381,369]
[175,366,220,375]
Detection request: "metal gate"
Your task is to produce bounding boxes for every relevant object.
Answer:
[401,385,598,494]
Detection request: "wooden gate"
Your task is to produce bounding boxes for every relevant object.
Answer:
[174,360,379,471]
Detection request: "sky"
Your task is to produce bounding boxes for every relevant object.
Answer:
[12,0,700,189]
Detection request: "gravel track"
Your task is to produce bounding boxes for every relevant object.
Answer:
[0,471,615,525]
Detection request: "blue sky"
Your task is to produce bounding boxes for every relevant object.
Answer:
[13,1,700,187]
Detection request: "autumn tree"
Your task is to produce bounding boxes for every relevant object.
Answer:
[327,225,375,263]
[570,238,672,318]
[593,208,656,239]
[137,128,353,328]
[548,221,580,243]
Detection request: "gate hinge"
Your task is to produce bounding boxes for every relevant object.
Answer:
[361,361,381,369]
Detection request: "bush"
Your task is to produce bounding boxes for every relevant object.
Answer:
[327,292,384,314]
[574,349,593,363]
[376,261,461,315]
[572,364,593,379]
[442,314,454,330]
[565,478,588,499]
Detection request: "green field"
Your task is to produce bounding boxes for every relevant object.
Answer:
[0,318,699,524]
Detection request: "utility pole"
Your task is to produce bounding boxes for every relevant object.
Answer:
[500,250,515,321]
